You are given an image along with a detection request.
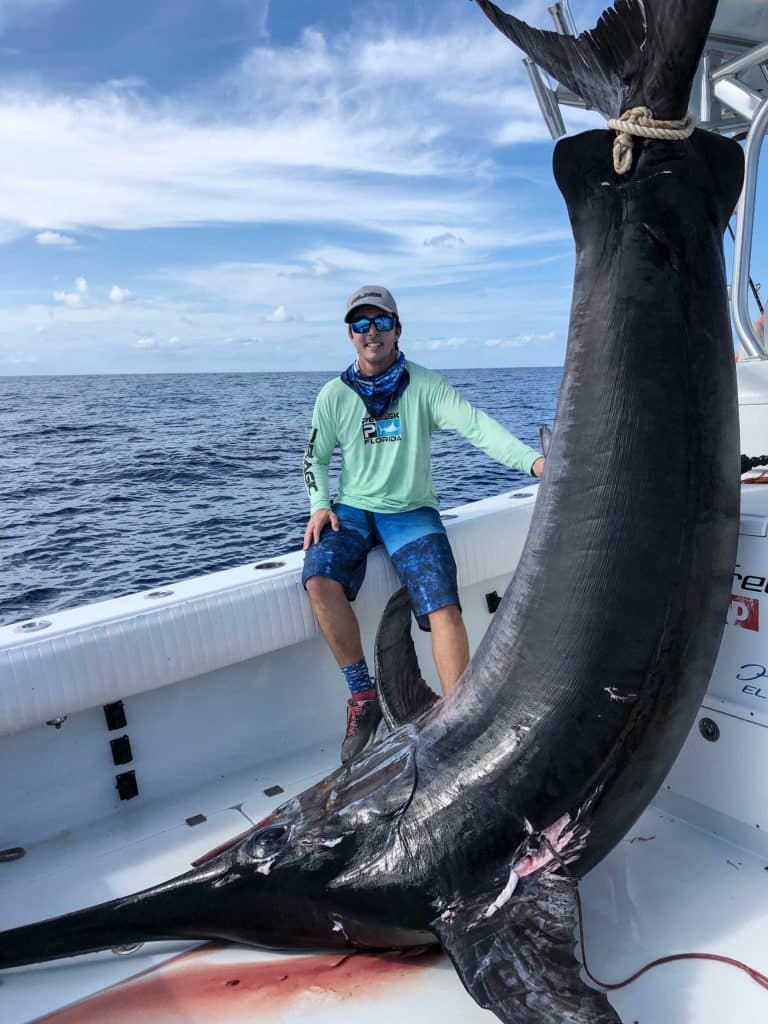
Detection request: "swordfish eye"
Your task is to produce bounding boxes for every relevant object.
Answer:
[247,824,289,861]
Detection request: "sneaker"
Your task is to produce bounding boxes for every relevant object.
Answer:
[341,696,382,765]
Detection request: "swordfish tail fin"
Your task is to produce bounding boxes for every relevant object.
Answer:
[475,0,719,119]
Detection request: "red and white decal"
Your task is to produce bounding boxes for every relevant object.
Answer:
[727,594,760,631]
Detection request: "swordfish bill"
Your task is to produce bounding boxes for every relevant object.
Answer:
[0,3,743,1023]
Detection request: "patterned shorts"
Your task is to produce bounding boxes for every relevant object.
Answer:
[302,503,460,631]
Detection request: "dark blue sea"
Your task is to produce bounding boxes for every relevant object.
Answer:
[0,368,562,627]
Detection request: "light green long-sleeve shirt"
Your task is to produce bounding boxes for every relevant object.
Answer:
[303,361,540,514]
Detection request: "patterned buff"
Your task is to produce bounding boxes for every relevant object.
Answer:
[341,350,410,419]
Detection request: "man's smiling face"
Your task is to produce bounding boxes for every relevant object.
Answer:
[348,305,401,376]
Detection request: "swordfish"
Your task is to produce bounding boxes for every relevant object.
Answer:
[0,2,742,1022]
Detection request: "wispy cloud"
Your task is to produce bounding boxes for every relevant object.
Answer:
[486,331,556,348]
[413,337,470,351]
[424,232,464,249]
[0,1,591,372]
[36,230,75,247]
[0,13,581,244]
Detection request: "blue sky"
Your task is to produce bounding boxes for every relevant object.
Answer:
[0,0,766,375]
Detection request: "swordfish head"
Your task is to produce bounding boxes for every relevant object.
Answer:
[0,730,435,970]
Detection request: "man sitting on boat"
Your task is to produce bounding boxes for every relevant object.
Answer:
[302,284,545,763]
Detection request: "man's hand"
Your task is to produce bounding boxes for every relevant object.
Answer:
[303,508,339,550]
[531,457,545,478]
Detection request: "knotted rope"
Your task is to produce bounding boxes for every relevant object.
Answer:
[607,106,696,175]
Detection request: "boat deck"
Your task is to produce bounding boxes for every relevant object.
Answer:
[2,738,766,1024]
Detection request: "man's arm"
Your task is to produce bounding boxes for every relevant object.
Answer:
[302,391,340,549]
[431,375,544,476]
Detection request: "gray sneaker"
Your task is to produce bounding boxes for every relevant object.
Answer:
[341,696,382,764]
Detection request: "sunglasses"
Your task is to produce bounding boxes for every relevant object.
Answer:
[350,315,396,334]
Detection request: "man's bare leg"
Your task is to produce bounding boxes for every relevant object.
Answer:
[305,575,382,763]
[304,575,364,667]
[428,604,470,694]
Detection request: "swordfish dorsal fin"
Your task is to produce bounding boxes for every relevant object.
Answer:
[433,873,621,1024]
[475,0,720,120]
[374,587,440,729]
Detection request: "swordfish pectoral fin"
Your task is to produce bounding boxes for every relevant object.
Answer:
[432,873,620,1024]
[539,425,552,457]
[374,587,440,730]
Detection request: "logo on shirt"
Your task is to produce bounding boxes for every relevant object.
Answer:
[362,413,402,445]
[304,428,318,492]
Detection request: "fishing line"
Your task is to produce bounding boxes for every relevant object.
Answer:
[538,833,768,994]
[573,884,768,994]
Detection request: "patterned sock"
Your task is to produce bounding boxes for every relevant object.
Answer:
[341,657,375,700]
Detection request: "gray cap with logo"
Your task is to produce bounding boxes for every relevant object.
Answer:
[344,285,398,323]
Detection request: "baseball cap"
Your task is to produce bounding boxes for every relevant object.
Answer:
[344,285,398,323]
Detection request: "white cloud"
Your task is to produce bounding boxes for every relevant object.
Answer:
[106,77,145,91]
[424,232,465,249]
[265,304,295,323]
[132,334,186,351]
[282,258,334,280]
[53,291,81,307]
[53,276,88,307]
[0,2,583,373]
[486,332,555,348]
[0,16,565,247]
[35,230,75,247]
[414,337,469,351]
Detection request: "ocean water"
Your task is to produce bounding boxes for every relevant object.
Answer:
[0,367,562,626]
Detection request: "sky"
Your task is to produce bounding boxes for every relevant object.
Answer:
[0,0,766,375]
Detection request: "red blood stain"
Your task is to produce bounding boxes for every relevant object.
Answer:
[36,944,442,1024]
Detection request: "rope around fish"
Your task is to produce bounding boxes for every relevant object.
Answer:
[537,833,768,994]
[608,107,696,175]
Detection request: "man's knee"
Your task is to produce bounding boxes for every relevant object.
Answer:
[305,575,346,605]
[428,603,463,627]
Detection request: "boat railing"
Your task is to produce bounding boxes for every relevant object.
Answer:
[718,47,768,359]
[524,1,768,361]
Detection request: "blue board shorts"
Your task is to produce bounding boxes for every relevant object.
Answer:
[302,504,459,631]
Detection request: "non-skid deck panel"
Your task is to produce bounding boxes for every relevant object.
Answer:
[579,806,768,1024]
[0,494,538,737]
[0,742,342,1023]
[0,810,244,1024]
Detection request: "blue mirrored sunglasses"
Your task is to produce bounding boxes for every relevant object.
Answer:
[350,315,395,334]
